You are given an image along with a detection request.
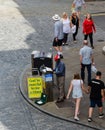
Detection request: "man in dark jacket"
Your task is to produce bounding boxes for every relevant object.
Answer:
[54,54,66,103]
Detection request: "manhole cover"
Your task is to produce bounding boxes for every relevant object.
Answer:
[97,39,104,42]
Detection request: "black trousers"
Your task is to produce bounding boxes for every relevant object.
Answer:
[63,33,69,43]
[73,25,79,41]
[81,63,91,85]
[84,33,93,47]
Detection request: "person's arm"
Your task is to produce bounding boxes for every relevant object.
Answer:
[81,82,88,93]
[66,82,73,99]
[80,55,82,64]
[91,55,94,64]
[79,49,83,68]
[90,51,94,65]
[87,86,91,94]
[83,20,86,34]
[92,21,96,33]
[101,89,105,101]
[54,23,59,41]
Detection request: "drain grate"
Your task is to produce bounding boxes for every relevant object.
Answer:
[97,39,104,42]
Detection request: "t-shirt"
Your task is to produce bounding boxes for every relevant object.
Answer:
[89,79,105,100]
[79,45,93,65]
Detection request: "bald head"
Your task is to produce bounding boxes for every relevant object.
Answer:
[83,40,88,45]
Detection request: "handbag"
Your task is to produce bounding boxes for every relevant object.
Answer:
[71,25,76,34]
[91,65,97,73]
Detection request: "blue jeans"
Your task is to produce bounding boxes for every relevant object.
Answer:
[81,64,91,85]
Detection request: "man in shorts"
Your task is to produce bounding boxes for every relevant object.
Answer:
[87,71,105,122]
[52,14,64,58]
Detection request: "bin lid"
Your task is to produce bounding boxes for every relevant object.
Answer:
[31,51,52,58]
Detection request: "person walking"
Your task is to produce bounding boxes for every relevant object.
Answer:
[66,73,87,121]
[79,40,94,85]
[70,10,79,42]
[62,12,70,46]
[72,0,86,18]
[87,71,105,122]
[83,13,96,49]
[54,54,66,103]
[52,14,64,58]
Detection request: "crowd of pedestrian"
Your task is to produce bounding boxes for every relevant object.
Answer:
[51,0,105,123]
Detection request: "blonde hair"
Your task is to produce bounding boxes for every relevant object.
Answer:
[62,12,68,19]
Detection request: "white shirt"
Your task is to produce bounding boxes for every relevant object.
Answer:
[62,18,70,34]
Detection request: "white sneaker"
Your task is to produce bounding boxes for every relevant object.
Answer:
[99,113,104,118]
[74,116,79,121]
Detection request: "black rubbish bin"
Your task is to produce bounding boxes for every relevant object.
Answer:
[31,51,54,102]
[31,51,53,76]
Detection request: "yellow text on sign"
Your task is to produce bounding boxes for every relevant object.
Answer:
[27,77,44,98]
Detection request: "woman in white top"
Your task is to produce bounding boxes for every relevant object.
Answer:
[67,73,87,121]
[62,12,70,45]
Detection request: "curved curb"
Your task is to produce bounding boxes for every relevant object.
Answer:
[102,46,105,55]
[19,64,103,130]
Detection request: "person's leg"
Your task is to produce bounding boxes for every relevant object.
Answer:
[86,64,91,85]
[75,6,81,19]
[56,76,59,90]
[88,107,93,118]
[77,11,80,19]
[53,46,59,51]
[57,46,62,54]
[65,33,69,45]
[58,39,63,58]
[84,34,88,40]
[89,33,94,48]
[58,76,65,100]
[81,64,85,82]
[63,33,68,44]
[88,99,95,122]
[73,33,76,41]
[73,26,78,41]
[99,107,103,114]
[53,38,59,52]
[74,98,81,120]
[97,100,104,118]
[75,25,79,36]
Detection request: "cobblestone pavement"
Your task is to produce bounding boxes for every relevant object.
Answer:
[0,0,105,130]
